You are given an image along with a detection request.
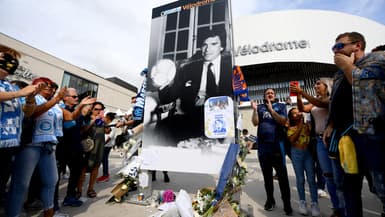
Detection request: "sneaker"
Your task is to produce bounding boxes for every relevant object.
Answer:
[311,202,320,217]
[62,196,83,207]
[318,189,328,198]
[284,202,293,216]
[264,199,276,211]
[54,211,69,217]
[284,206,293,216]
[330,209,343,217]
[299,200,308,216]
[96,175,109,183]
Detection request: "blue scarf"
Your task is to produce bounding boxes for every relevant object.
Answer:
[0,80,24,148]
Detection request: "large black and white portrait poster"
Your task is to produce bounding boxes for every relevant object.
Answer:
[140,0,234,174]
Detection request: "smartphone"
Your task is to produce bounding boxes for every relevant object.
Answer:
[290,81,299,96]
[105,124,117,128]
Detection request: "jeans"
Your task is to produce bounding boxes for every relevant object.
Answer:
[331,156,346,216]
[102,147,112,176]
[371,171,385,214]
[258,149,291,205]
[316,137,340,210]
[0,147,16,205]
[54,149,83,211]
[66,151,83,198]
[7,144,58,217]
[315,159,325,190]
[291,148,318,203]
[350,133,385,216]
[343,173,363,217]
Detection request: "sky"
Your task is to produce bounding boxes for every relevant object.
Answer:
[1,0,384,87]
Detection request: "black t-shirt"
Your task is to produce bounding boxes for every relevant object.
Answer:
[329,71,353,132]
[58,105,82,151]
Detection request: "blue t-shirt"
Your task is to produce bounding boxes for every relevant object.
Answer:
[257,102,287,152]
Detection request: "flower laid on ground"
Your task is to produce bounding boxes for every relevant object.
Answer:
[192,140,250,216]
[162,189,175,202]
[192,188,215,215]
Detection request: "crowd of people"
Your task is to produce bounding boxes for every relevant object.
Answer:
[0,44,158,217]
[0,42,176,217]
[251,32,385,217]
[1,29,385,217]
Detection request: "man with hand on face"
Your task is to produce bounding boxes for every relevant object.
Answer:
[150,27,233,144]
[324,32,385,217]
[251,88,293,216]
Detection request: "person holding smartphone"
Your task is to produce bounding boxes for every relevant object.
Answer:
[291,78,344,217]
[251,88,293,215]
[97,112,117,183]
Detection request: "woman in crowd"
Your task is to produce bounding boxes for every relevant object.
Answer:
[291,79,343,217]
[97,112,117,183]
[287,108,320,216]
[7,77,95,217]
[77,101,105,198]
[0,45,39,209]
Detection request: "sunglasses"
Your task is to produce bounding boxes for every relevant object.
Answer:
[67,95,78,99]
[332,41,357,51]
[0,53,19,75]
[93,108,103,111]
[43,86,54,91]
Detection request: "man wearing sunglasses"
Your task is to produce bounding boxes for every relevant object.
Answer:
[324,32,385,217]
[54,88,84,210]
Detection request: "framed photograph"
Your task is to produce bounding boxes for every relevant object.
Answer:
[141,0,234,174]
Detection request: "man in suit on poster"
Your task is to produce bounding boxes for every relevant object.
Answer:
[149,27,233,145]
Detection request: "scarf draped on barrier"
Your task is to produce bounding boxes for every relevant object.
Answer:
[132,68,148,121]
[232,65,249,102]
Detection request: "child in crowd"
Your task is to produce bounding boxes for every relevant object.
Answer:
[287,108,320,216]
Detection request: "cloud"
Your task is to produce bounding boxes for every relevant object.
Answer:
[1,0,384,87]
[1,0,175,86]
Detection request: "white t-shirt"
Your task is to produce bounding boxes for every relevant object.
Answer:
[104,127,116,148]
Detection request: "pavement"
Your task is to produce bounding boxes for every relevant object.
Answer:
[23,149,382,217]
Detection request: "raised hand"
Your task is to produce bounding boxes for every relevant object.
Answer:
[265,98,273,111]
[251,100,258,110]
[80,96,97,105]
[290,83,302,94]
[19,84,39,97]
[56,87,67,100]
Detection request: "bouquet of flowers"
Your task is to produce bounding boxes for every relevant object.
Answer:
[192,141,249,216]
[192,188,216,216]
